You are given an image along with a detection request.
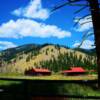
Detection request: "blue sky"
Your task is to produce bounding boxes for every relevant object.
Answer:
[0,0,95,50]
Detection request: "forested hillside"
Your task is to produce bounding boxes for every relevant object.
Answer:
[0,44,97,74]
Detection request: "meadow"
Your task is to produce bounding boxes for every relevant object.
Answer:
[0,74,100,100]
[0,73,97,81]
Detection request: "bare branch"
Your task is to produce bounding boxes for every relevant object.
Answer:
[51,0,86,12]
[51,2,70,12]
[77,30,93,48]
[68,0,81,2]
[68,3,89,6]
[73,14,91,27]
[74,6,88,14]
[80,20,92,26]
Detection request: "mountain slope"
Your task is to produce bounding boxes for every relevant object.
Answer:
[0,44,97,74]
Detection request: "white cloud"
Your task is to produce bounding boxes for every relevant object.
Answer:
[73,40,95,49]
[0,41,17,50]
[0,19,71,38]
[12,0,49,20]
[74,16,93,32]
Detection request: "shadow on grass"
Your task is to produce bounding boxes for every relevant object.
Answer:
[0,81,67,100]
[0,80,100,100]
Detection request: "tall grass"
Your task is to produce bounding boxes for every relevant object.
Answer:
[59,83,100,96]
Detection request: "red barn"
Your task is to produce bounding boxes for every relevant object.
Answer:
[25,68,51,76]
[61,67,86,75]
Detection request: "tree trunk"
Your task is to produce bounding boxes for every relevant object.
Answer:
[88,0,100,88]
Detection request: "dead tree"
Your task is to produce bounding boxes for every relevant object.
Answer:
[88,0,100,88]
[52,0,100,88]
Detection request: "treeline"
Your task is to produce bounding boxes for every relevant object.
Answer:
[38,52,97,72]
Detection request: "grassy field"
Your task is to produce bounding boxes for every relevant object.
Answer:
[0,74,100,98]
[0,74,97,81]
[0,80,100,97]
[0,80,21,86]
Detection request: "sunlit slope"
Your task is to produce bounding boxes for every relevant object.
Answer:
[0,44,96,73]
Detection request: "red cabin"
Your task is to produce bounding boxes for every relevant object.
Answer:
[61,67,86,75]
[25,68,51,76]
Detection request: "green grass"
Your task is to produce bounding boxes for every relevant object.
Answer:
[0,74,97,80]
[60,83,100,96]
[0,80,21,86]
[0,80,99,97]
[0,74,100,97]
